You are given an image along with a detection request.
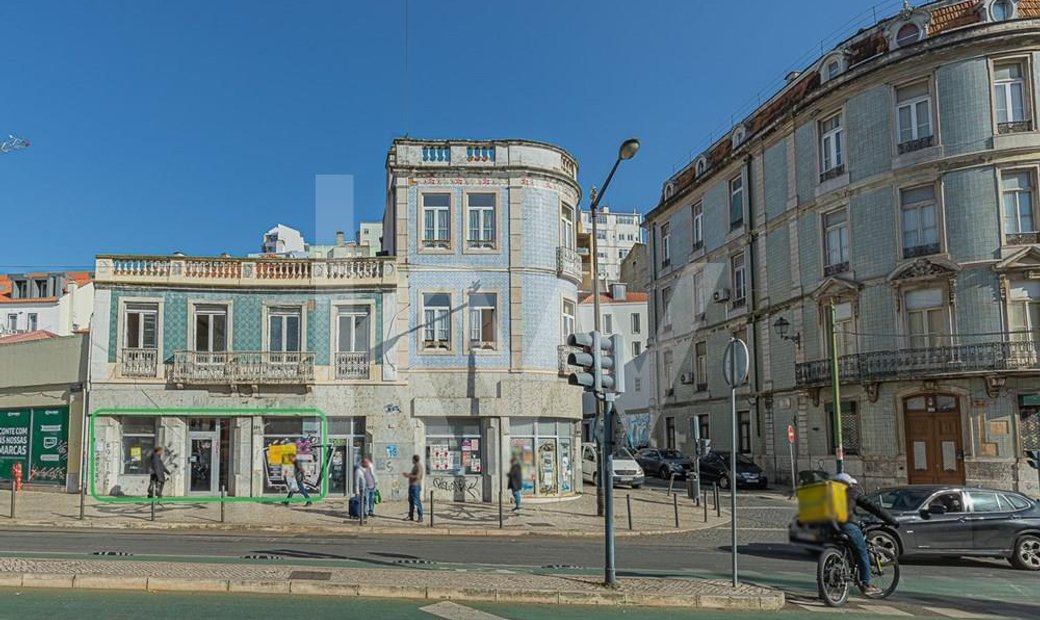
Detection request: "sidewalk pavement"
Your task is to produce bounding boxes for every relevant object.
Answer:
[0,557,784,610]
[0,485,729,537]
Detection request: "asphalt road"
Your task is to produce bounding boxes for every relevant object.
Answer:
[0,494,1036,618]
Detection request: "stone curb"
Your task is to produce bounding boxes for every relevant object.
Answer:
[5,571,784,610]
[0,516,728,539]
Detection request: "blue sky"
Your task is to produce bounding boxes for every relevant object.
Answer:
[1,0,892,270]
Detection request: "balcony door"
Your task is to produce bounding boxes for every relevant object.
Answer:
[904,394,965,485]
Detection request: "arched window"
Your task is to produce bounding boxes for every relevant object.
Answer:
[991,0,1013,21]
[694,157,707,177]
[895,23,922,47]
[731,126,746,149]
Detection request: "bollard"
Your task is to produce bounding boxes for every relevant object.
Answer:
[9,481,15,519]
[673,493,679,528]
[498,488,503,529]
[626,493,633,531]
[715,484,721,518]
[429,490,434,528]
[79,485,86,521]
[703,489,708,523]
[150,499,155,522]
[220,486,226,524]
[668,473,677,495]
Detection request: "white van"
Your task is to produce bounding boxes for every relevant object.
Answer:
[581,443,645,488]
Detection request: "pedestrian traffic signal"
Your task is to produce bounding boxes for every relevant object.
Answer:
[1026,449,1040,470]
[566,331,626,396]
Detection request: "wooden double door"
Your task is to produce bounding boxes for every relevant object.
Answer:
[904,394,965,485]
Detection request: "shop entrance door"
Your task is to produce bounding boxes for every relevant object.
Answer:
[537,439,558,495]
[188,430,220,494]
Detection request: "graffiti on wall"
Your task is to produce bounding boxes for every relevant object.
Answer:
[623,413,651,449]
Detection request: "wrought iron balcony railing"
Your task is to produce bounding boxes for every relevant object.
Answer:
[121,348,158,378]
[556,246,582,282]
[172,351,315,385]
[795,338,1040,387]
[335,351,370,380]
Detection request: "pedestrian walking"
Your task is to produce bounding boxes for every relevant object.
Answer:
[507,457,523,513]
[402,454,424,522]
[353,458,366,515]
[362,457,377,517]
[282,454,312,506]
[147,446,169,500]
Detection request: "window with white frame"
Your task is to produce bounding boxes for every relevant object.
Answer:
[823,209,850,274]
[596,230,607,240]
[562,299,575,344]
[896,81,933,150]
[994,60,1031,131]
[729,175,744,229]
[468,292,497,350]
[125,303,158,350]
[661,222,671,265]
[825,58,842,81]
[694,341,707,390]
[561,204,575,250]
[819,112,844,178]
[695,158,707,177]
[268,307,301,353]
[194,304,228,353]
[901,185,940,258]
[422,193,451,248]
[991,0,1014,21]
[422,293,451,350]
[692,201,703,248]
[660,287,673,328]
[121,416,157,475]
[731,253,747,304]
[6,313,17,332]
[829,301,856,357]
[27,313,37,331]
[693,272,704,317]
[1002,170,1036,242]
[631,312,641,334]
[905,288,947,349]
[634,376,642,392]
[632,341,641,357]
[1009,281,1040,341]
[466,193,496,248]
[337,306,370,354]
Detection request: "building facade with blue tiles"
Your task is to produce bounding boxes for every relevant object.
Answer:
[88,137,586,502]
[644,1,1040,495]
[382,138,584,500]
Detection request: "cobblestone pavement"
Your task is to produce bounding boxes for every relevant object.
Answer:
[1,483,729,536]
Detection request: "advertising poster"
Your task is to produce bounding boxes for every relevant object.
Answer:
[0,408,70,484]
[0,410,31,479]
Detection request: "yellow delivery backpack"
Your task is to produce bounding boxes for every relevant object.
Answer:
[796,481,849,524]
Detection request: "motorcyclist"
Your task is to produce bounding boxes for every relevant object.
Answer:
[832,472,899,596]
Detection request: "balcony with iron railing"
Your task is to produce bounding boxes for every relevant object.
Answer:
[121,348,158,378]
[556,246,583,283]
[795,335,1040,388]
[335,351,370,380]
[171,351,315,385]
[95,255,397,288]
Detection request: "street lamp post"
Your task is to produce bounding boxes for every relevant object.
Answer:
[590,138,639,519]
[829,300,845,474]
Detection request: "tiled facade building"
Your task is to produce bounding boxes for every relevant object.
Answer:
[645,0,1040,495]
[89,138,585,502]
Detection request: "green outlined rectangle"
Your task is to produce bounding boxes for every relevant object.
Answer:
[89,407,328,503]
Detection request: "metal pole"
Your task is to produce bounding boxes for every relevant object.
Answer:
[730,358,739,587]
[150,499,155,522]
[830,301,844,474]
[591,188,605,519]
[692,415,702,503]
[673,493,679,528]
[626,493,632,530]
[703,489,708,522]
[788,438,797,499]
[668,472,677,495]
[9,482,15,519]
[499,487,503,529]
[79,483,85,520]
[429,490,434,528]
[603,394,617,587]
[220,485,226,523]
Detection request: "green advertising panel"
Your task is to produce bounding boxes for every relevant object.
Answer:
[0,407,70,483]
[0,409,31,480]
[30,407,69,483]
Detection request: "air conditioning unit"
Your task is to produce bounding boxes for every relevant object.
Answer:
[680,373,694,385]
[713,288,731,303]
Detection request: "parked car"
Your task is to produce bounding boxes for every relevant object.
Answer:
[635,448,695,480]
[698,451,768,489]
[788,485,1040,570]
[581,443,645,488]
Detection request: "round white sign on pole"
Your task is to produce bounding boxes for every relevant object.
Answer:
[723,338,750,388]
[787,425,795,444]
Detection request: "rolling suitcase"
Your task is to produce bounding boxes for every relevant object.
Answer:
[349,495,362,519]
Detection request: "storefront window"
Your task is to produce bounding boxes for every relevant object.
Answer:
[328,417,366,496]
[511,418,575,495]
[122,416,156,475]
[262,416,322,494]
[425,418,482,475]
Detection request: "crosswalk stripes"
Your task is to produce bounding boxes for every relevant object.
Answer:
[923,607,1000,619]
[857,604,914,616]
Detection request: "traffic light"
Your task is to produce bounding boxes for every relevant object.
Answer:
[1026,449,1040,470]
[566,331,626,395]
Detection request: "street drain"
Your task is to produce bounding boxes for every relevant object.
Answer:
[242,554,283,560]
[289,571,331,581]
[394,559,435,565]
[92,551,133,556]
[542,564,583,569]
[528,522,554,527]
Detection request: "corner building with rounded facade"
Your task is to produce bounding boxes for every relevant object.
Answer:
[644,0,1040,495]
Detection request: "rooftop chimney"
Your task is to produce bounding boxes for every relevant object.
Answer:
[610,282,627,301]
[335,231,346,246]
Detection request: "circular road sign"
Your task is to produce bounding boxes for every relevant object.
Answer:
[723,338,750,388]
